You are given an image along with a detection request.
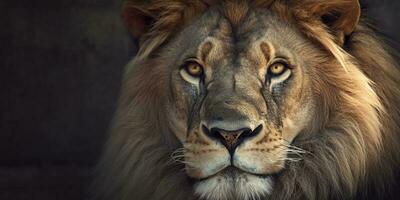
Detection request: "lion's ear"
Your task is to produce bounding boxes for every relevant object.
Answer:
[122,2,157,39]
[292,0,361,45]
[122,1,212,39]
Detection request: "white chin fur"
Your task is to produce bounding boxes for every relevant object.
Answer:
[194,173,273,200]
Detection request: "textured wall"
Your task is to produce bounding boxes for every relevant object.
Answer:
[0,0,399,199]
[1,1,132,198]
[1,0,132,166]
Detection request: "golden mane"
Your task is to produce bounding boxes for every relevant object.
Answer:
[92,1,400,199]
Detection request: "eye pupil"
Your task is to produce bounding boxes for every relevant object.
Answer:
[269,63,286,75]
[185,62,203,77]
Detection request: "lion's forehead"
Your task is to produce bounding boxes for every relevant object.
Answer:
[172,7,308,69]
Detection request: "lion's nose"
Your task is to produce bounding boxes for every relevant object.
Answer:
[202,124,263,154]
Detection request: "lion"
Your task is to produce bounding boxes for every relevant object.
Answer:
[93,0,400,200]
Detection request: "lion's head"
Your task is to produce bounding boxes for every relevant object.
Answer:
[93,1,400,200]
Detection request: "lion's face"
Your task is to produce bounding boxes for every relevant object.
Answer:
[167,8,317,199]
[95,0,400,199]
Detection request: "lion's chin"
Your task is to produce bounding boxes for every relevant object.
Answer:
[194,167,273,200]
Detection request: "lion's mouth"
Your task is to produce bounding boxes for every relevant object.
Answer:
[197,166,271,182]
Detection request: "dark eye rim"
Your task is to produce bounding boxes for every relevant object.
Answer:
[182,61,204,78]
[267,61,290,77]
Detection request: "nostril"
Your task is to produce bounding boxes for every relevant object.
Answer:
[210,128,221,140]
[202,125,211,137]
[241,124,263,139]
[202,125,220,141]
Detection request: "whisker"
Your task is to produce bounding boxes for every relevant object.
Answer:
[281,157,302,162]
[285,149,306,155]
[171,154,186,158]
[280,140,311,155]
[168,148,189,166]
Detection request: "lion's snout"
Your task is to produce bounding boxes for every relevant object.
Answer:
[201,123,263,155]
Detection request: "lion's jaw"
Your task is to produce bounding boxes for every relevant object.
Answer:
[194,167,273,200]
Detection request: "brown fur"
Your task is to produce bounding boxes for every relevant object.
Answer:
[93,1,400,199]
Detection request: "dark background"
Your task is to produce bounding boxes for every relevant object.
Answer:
[0,0,399,199]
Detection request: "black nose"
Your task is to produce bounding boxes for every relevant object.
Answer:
[202,124,263,154]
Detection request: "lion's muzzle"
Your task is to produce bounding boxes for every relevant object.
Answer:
[202,124,263,155]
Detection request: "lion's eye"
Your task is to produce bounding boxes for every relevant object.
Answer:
[267,62,292,89]
[184,62,204,77]
[268,62,287,76]
[180,61,204,86]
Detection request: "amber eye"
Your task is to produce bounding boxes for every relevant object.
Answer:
[184,62,204,77]
[268,62,287,76]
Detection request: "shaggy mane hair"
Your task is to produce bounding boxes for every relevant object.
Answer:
[93,0,400,199]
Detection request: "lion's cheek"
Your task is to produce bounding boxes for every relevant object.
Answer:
[281,102,314,142]
[166,98,191,142]
[234,148,286,175]
[185,149,230,179]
